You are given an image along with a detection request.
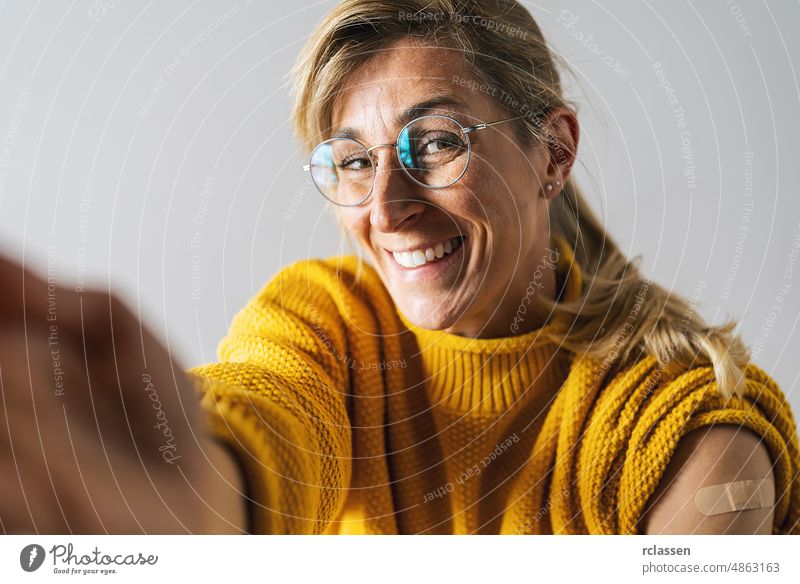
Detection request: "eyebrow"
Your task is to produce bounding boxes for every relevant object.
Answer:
[331,94,470,141]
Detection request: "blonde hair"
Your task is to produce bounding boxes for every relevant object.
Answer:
[290,0,750,399]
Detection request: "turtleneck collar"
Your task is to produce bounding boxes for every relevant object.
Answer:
[396,235,583,416]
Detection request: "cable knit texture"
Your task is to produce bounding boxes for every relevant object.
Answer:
[188,237,800,534]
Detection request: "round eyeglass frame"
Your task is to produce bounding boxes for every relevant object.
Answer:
[302,113,525,207]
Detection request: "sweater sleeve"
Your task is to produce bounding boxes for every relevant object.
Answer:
[568,356,800,535]
[186,259,354,534]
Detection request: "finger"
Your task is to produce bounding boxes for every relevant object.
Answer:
[0,252,97,347]
[0,252,49,318]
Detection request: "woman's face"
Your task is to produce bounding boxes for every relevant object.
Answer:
[331,37,573,337]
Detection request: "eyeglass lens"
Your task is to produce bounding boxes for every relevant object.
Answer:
[308,116,469,206]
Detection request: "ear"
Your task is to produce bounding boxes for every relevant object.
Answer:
[538,106,579,200]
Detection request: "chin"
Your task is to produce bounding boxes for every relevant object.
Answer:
[394,296,460,331]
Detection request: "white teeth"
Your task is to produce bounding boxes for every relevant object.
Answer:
[391,237,462,268]
[392,251,410,266]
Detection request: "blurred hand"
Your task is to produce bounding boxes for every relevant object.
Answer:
[0,253,246,533]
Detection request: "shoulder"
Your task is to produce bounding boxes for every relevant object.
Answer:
[233,255,389,318]
[261,255,362,290]
[228,255,397,340]
[256,255,387,304]
[639,424,775,534]
[570,356,797,534]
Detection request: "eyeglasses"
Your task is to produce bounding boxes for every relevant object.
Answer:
[302,114,524,207]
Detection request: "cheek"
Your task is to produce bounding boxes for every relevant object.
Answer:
[455,168,520,233]
[472,150,544,226]
[336,209,370,245]
[450,162,499,217]
[455,169,536,266]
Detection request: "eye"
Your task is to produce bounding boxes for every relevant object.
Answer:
[416,132,467,160]
[337,155,371,171]
[422,134,461,154]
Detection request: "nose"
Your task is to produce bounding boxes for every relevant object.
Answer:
[368,146,427,233]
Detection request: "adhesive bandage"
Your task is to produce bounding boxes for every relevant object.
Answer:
[694,478,775,516]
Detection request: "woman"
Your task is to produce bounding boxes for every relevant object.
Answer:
[1,0,797,535]
[187,0,799,534]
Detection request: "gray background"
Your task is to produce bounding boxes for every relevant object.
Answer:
[0,1,798,413]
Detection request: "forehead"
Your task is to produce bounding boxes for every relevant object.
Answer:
[330,39,488,132]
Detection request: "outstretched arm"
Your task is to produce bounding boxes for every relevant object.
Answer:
[200,437,249,533]
[188,260,356,534]
[0,253,249,534]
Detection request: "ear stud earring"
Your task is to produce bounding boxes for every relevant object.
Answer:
[545,180,562,192]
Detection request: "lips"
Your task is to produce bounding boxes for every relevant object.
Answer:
[389,236,464,268]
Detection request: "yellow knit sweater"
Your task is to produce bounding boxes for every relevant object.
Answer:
[188,238,800,534]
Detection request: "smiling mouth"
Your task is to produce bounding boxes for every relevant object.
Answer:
[389,236,465,269]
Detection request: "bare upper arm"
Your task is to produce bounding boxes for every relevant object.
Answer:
[639,424,775,534]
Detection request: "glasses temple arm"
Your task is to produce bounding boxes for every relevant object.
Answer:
[462,115,527,134]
